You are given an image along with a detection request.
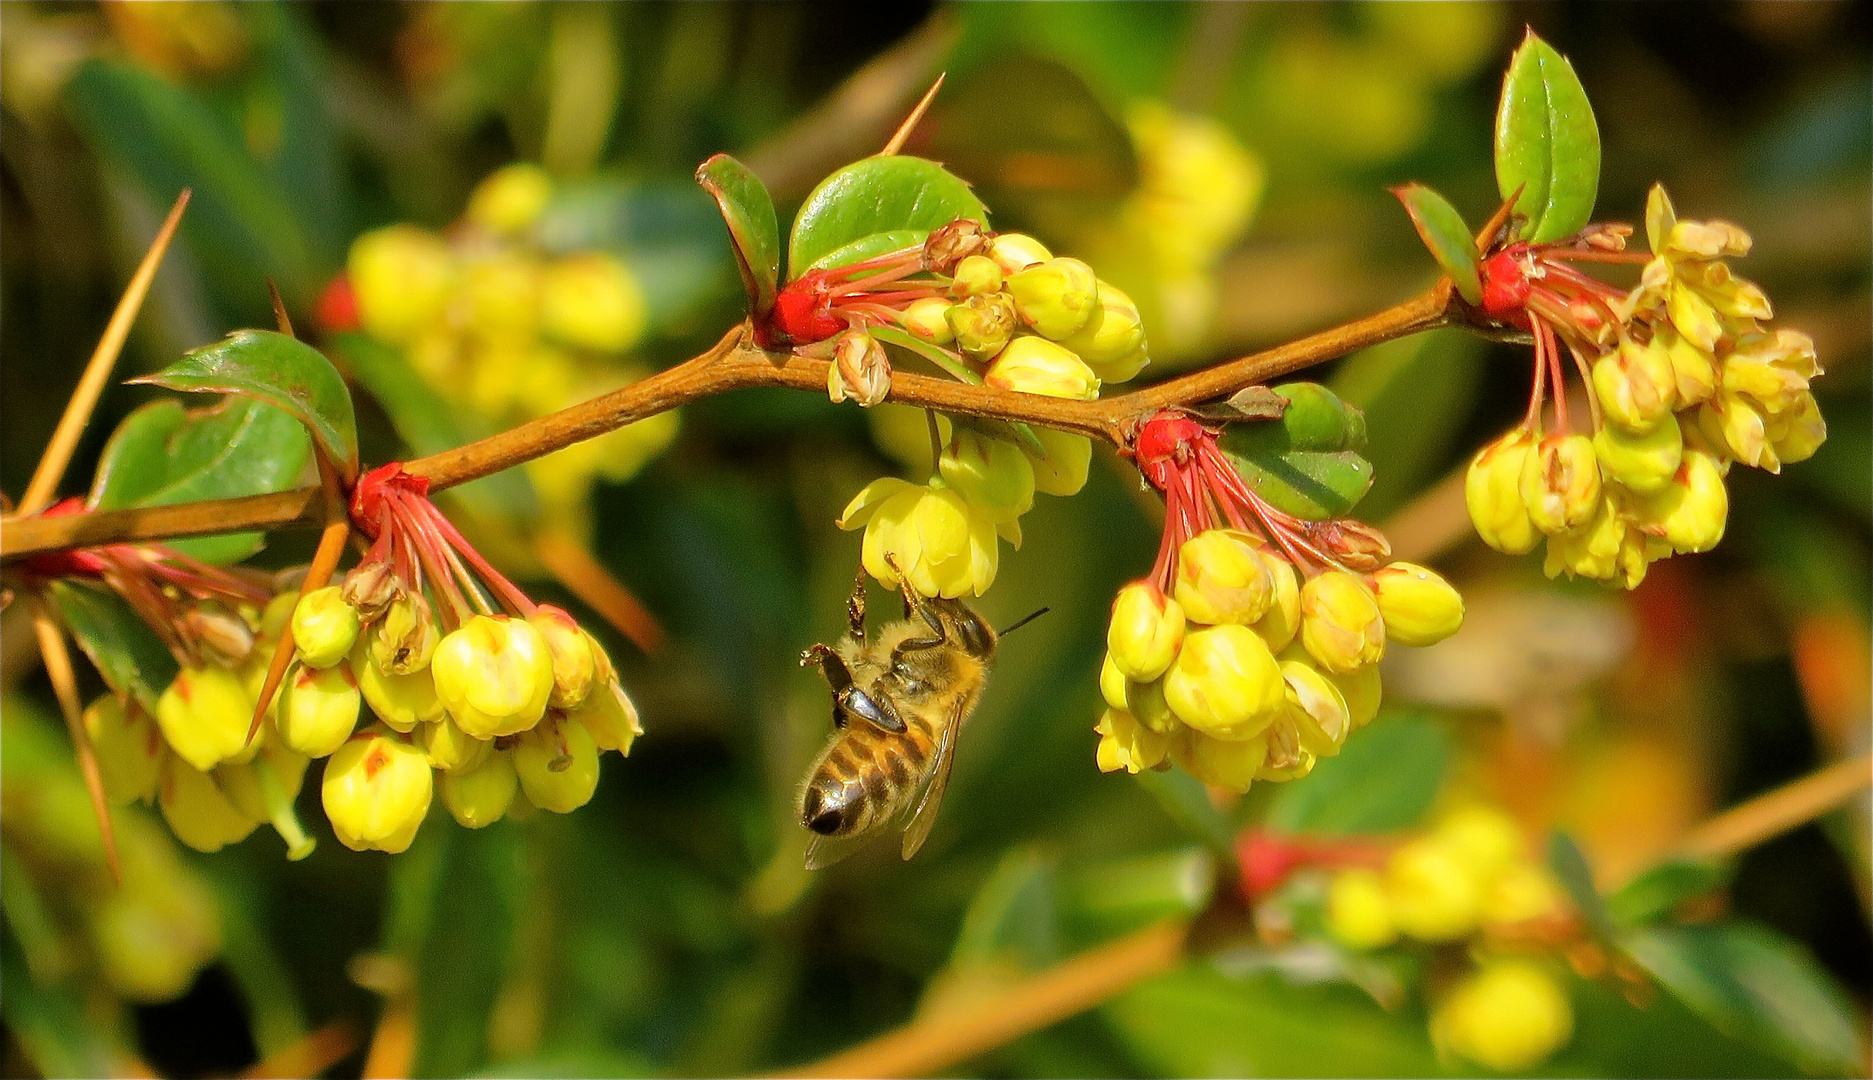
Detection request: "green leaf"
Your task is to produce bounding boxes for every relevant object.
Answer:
[1330,329,1484,522]
[1217,383,1373,520]
[787,156,987,279]
[1607,858,1731,927]
[1392,183,1482,304]
[1547,831,1616,937]
[801,229,928,274]
[88,396,313,564]
[2,923,117,1080]
[135,329,358,477]
[1134,769,1240,864]
[948,845,1060,970]
[696,154,780,318]
[1266,711,1447,835]
[46,581,178,715]
[1494,30,1601,243]
[1623,922,1863,1076]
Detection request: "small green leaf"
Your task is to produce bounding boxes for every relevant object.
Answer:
[88,396,313,564]
[1266,712,1447,835]
[135,330,358,478]
[696,154,780,318]
[1330,329,1484,522]
[947,845,1060,970]
[787,156,987,280]
[1547,831,1616,937]
[1606,858,1731,926]
[1135,769,1239,864]
[1495,30,1601,243]
[1217,383,1373,519]
[46,581,179,715]
[1623,922,1863,1076]
[1392,184,1482,304]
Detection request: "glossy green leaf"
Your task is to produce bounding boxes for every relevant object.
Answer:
[947,845,1059,970]
[1217,383,1374,520]
[1059,849,1214,939]
[1495,30,1601,243]
[1266,712,1447,835]
[1607,858,1731,927]
[1330,329,1484,522]
[1134,769,1239,864]
[88,396,312,564]
[1547,831,1617,937]
[696,154,780,317]
[787,156,987,279]
[1392,183,1482,304]
[801,229,928,275]
[1623,922,1862,1076]
[46,581,178,715]
[135,330,358,477]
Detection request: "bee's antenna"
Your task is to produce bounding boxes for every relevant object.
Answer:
[996,607,1049,637]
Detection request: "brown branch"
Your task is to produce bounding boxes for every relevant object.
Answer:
[1675,752,1872,862]
[1,285,1455,562]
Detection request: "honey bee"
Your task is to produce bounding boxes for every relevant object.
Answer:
[797,568,1042,869]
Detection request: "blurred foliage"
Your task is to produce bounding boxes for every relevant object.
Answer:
[2,2,1868,1078]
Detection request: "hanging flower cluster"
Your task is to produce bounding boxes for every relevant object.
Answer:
[329,164,679,530]
[1095,412,1464,792]
[1465,185,1826,587]
[804,221,1148,598]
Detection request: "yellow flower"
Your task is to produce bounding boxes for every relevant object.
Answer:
[840,478,998,598]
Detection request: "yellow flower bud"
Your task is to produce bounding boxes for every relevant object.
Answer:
[1593,414,1684,495]
[984,336,1101,400]
[432,615,556,739]
[441,750,518,828]
[218,741,315,860]
[1768,391,1826,465]
[901,297,955,344]
[85,696,163,804]
[1058,281,1147,379]
[368,594,438,675]
[1592,338,1677,433]
[1099,652,1131,711]
[1126,675,1178,736]
[418,714,489,772]
[1024,427,1092,497]
[353,641,446,732]
[1465,431,1541,554]
[845,481,998,599]
[1430,958,1573,1072]
[291,586,359,669]
[1370,562,1464,648]
[1007,257,1098,340]
[986,233,1052,275]
[466,163,553,235]
[1094,708,1169,773]
[512,717,601,813]
[156,665,258,772]
[949,254,1003,297]
[1170,728,1268,794]
[529,605,597,709]
[275,662,360,758]
[1326,868,1396,949]
[1320,660,1381,729]
[1660,326,1717,407]
[1163,624,1284,740]
[1698,392,1774,472]
[1300,571,1385,674]
[1173,530,1273,626]
[260,590,299,639]
[159,758,258,853]
[349,225,455,345]
[322,728,433,853]
[1107,582,1186,682]
[939,430,1035,524]
[1521,434,1603,534]
[1280,659,1350,756]
[1542,495,1626,582]
[462,250,542,342]
[1257,714,1316,782]
[1252,553,1302,652]
[1633,449,1728,554]
[570,671,642,755]
[946,292,1018,358]
[1385,837,1481,941]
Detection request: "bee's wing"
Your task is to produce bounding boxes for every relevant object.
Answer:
[805,828,876,871]
[900,701,961,861]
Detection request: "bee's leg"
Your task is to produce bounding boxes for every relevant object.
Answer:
[845,566,867,643]
[843,685,908,734]
[881,554,948,657]
[801,643,854,729]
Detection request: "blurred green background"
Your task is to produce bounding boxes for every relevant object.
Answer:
[2,3,1868,1077]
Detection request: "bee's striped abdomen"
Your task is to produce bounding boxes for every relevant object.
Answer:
[801,719,936,837]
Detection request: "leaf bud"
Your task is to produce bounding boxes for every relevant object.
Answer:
[986,232,1052,275]
[1173,530,1273,626]
[1107,582,1186,682]
[1170,728,1268,794]
[1024,427,1092,497]
[291,587,359,669]
[946,292,1018,358]
[949,254,1003,298]
[1370,562,1465,648]
[1007,257,1098,340]
[827,329,892,407]
[340,562,399,622]
[1163,624,1285,740]
[1299,571,1385,674]
[1633,449,1727,553]
[1385,836,1481,941]
[900,297,955,344]
[432,615,555,739]
[512,716,601,813]
[1280,659,1350,756]
[922,218,987,272]
[984,336,1101,400]
[1311,519,1392,573]
[353,642,447,731]
[418,714,490,773]
[1429,958,1573,1072]
[275,662,360,758]
[85,696,163,804]
[1094,708,1170,774]
[1058,281,1147,378]
[1519,434,1602,534]
[156,665,259,772]
[1592,339,1677,433]
[939,429,1035,524]
[368,593,439,674]
[159,758,259,853]
[1592,414,1683,495]
[1465,431,1541,554]
[466,163,552,235]
[441,750,518,828]
[541,252,648,353]
[529,605,597,709]
[321,727,433,854]
[1326,868,1396,949]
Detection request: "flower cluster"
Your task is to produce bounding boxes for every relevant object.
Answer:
[1466,185,1825,588]
[799,223,1145,598]
[1097,413,1464,792]
[261,465,641,853]
[328,163,679,530]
